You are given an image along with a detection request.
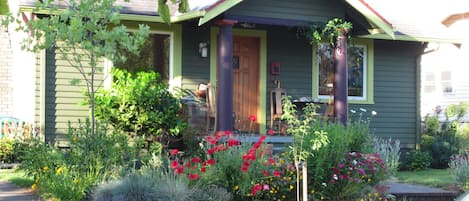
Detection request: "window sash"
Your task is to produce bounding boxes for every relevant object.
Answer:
[317,44,367,101]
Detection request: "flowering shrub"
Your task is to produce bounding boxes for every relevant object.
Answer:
[168,129,293,200]
[21,120,137,201]
[327,152,387,199]
[449,151,469,190]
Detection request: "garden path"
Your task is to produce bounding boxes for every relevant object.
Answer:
[0,180,41,201]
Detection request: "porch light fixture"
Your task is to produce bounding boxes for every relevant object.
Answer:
[199,42,208,58]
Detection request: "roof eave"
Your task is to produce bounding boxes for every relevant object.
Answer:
[358,33,463,44]
[19,6,205,24]
[198,0,243,26]
[345,0,395,39]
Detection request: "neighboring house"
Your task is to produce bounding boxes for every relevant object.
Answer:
[4,0,463,148]
[421,11,469,122]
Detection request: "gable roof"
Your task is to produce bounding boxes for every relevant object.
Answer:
[17,0,463,43]
[359,0,464,44]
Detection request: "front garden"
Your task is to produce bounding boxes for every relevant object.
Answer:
[1,0,469,200]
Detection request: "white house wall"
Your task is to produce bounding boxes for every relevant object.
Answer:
[421,19,469,121]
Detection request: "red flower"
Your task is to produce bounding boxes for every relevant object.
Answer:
[262,170,269,176]
[269,157,275,165]
[207,148,216,155]
[175,166,184,174]
[259,135,266,142]
[268,129,275,135]
[227,138,240,147]
[248,115,257,122]
[241,165,249,172]
[225,130,232,136]
[200,167,206,172]
[170,160,179,169]
[273,170,282,177]
[251,184,262,195]
[191,157,201,163]
[170,149,179,156]
[207,158,216,165]
[205,136,217,145]
[188,173,200,180]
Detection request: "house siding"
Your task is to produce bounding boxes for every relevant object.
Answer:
[350,40,423,147]
[181,22,211,90]
[40,47,103,143]
[0,30,13,116]
[227,0,344,23]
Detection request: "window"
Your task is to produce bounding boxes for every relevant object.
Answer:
[441,71,453,93]
[423,72,436,93]
[313,39,374,104]
[114,33,172,83]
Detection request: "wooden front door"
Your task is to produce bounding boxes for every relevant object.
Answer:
[232,36,260,132]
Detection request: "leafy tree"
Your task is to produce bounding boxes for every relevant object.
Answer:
[3,0,150,134]
[0,0,8,15]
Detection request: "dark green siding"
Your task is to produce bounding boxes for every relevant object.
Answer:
[42,47,102,143]
[228,0,344,23]
[350,40,422,148]
[181,22,211,90]
[265,26,312,126]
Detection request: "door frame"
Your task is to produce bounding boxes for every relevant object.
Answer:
[210,27,267,134]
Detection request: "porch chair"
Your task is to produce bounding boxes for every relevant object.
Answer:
[206,83,217,133]
[270,87,287,130]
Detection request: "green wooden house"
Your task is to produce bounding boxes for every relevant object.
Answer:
[10,0,462,148]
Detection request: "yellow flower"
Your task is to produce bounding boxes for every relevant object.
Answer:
[233,185,239,191]
[72,137,77,142]
[42,166,49,172]
[289,184,294,190]
[56,167,63,174]
[31,183,37,190]
[73,179,79,184]
[52,198,59,201]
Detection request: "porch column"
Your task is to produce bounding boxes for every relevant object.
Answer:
[334,30,348,125]
[216,19,237,132]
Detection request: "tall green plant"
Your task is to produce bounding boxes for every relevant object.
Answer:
[93,68,186,146]
[2,0,149,134]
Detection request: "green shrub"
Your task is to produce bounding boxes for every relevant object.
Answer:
[405,150,431,171]
[281,96,383,200]
[93,68,187,148]
[20,120,137,201]
[0,139,29,163]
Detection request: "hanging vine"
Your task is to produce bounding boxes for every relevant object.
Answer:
[299,18,353,47]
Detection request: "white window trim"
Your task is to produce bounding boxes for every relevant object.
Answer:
[312,38,374,104]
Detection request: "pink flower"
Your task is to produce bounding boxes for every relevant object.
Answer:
[225,130,232,136]
[263,184,270,190]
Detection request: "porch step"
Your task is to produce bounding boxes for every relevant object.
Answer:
[386,182,460,201]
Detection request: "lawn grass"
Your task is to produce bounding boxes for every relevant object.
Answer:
[0,168,34,188]
[395,168,456,188]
